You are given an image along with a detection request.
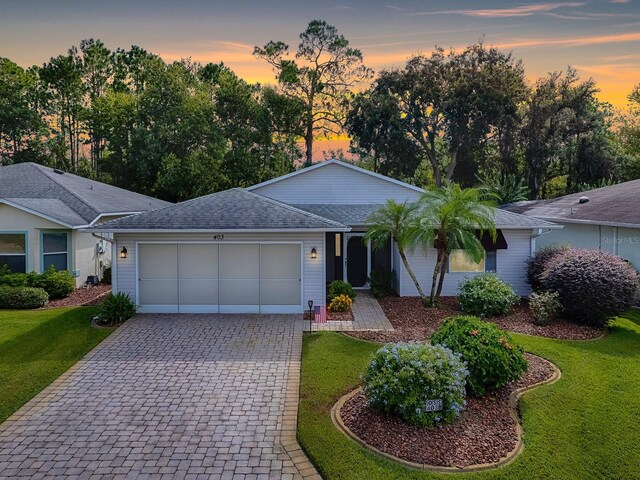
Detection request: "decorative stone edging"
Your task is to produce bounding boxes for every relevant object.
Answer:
[330,354,562,473]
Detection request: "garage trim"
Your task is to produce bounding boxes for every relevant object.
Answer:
[135,241,304,314]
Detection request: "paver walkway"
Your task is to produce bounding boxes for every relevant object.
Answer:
[312,290,394,332]
[0,314,319,480]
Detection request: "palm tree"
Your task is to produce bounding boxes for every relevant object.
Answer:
[418,184,497,306]
[365,200,428,300]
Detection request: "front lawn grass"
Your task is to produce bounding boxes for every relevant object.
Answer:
[299,312,640,479]
[0,307,112,424]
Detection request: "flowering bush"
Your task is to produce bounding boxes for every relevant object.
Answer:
[529,291,563,326]
[362,342,468,427]
[431,316,527,397]
[458,273,519,317]
[541,249,639,327]
[328,294,353,312]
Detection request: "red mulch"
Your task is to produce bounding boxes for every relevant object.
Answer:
[45,284,111,308]
[340,354,555,468]
[346,296,603,342]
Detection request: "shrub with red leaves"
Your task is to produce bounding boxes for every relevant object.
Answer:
[541,249,639,327]
[527,245,569,292]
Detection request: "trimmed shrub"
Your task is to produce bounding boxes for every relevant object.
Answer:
[101,265,112,285]
[458,273,519,317]
[541,249,639,327]
[328,280,356,301]
[529,291,563,326]
[367,268,395,298]
[431,316,528,397]
[0,273,29,287]
[30,266,75,299]
[527,245,568,292]
[98,292,137,325]
[0,286,48,309]
[328,294,352,312]
[363,342,468,427]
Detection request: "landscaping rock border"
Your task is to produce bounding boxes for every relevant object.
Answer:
[331,354,561,473]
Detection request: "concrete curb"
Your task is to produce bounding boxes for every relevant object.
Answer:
[330,354,562,474]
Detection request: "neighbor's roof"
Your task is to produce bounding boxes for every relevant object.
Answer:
[0,162,170,227]
[293,203,558,229]
[502,179,640,228]
[88,188,350,232]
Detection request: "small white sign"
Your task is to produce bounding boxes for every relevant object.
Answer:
[424,399,443,412]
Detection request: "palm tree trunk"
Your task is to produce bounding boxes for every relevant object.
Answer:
[430,249,442,306]
[398,248,426,299]
[435,252,448,300]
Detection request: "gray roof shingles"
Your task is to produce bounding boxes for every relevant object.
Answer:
[294,203,557,229]
[91,189,350,231]
[0,162,170,226]
[502,179,640,226]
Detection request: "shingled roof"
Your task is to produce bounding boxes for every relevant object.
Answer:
[0,162,170,227]
[89,188,350,232]
[503,179,640,227]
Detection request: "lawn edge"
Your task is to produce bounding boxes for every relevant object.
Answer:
[329,354,562,474]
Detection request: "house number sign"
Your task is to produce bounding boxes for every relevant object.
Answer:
[424,399,443,412]
[212,234,225,240]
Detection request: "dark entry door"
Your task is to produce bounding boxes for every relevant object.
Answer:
[346,235,368,287]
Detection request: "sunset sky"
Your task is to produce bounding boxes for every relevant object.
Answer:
[1,0,639,156]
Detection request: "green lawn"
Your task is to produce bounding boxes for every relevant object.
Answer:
[0,307,112,424]
[299,312,640,479]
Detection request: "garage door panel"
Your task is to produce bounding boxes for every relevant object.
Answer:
[139,245,178,278]
[179,279,219,305]
[260,279,300,305]
[178,244,218,278]
[219,279,260,305]
[140,279,179,305]
[219,244,259,279]
[260,245,301,279]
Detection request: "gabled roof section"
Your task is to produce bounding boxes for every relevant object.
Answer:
[502,179,640,228]
[0,162,170,227]
[88,188,350,232]
[247,159,425,194]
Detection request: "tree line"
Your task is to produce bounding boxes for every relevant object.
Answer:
[1,20,639,202]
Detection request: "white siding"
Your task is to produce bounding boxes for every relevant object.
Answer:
[399,230,534,297]
[72,230,110,286]
[113,232,325,311]
[614,227,640,271]
[251,163,422,204]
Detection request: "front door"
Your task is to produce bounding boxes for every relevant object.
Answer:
[344,234,369,288]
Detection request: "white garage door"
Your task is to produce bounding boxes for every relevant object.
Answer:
[138,243,301,314]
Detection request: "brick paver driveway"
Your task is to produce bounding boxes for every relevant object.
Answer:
[0,315,319,479]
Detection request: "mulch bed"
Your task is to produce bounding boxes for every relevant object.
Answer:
[346,296,603,342]
[339,353,555,469]
[304,308,354,322]
[46,284,111,308]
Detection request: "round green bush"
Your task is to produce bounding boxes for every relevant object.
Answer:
[0,286,49,309]
[327,280,356,301]
[541,249,639,327]
[30,266,75,299]
[431,316,528,397]
[527,245,568,292]
[362,342,468,427]
[458,273,519,317]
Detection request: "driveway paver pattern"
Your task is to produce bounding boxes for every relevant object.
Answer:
[0,314,319,480]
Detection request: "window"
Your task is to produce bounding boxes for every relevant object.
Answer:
[42,232,69,271]
[448,249,497,273]
[0,233,27,273]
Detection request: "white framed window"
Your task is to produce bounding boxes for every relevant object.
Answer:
[0,233,27,273]
[449,249,497,273]
[42,232,69,271]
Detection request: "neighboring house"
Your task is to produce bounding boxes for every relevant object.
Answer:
[89,160,558,314]
[503,180,640,270]
[0,162,171,285]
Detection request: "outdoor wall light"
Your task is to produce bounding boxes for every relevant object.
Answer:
[120,246,128,259]
[310,247,317,259]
